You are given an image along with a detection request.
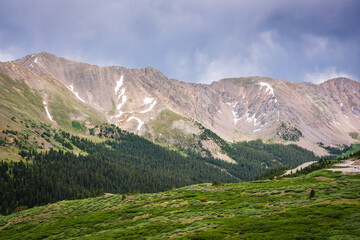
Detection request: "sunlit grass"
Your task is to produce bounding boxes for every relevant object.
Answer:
[1,169,359,239]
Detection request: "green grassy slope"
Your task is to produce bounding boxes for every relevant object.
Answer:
[0,169,359,239]
[0,70,107,161]
[0,71,105,140]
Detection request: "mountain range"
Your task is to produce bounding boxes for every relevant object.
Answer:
[1,52,359,155]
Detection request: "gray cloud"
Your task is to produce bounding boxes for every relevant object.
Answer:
[0,0,359,83]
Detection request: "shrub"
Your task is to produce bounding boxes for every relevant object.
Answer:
[76,193,85,199]
[212,180,223,186]
[349,132,359,140]
[309,189,316,199]
[15,206,28,212]
[121,194,127,201]
[90,189,105,198]
[72,121,84,131]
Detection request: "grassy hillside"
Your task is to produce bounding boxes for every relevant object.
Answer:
[0,169,359,239]
[0,72,105,139]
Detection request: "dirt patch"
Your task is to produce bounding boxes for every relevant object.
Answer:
[283,161,317,175]
[177,215,205,224]
[314,176,336,181]
[171,119,201,135]
[327,168,360,174]
[331,199,360,204]
[201,139,237,164]
[171,201,189,208]
[353,160,360,166]
[149,215,168,221]
[334,160,356,167]
[168,226,212,239]
[132,214,150,221]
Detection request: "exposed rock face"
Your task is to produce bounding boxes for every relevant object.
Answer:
[6,52,360,153]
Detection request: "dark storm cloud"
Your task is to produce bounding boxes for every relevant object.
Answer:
[0,0,359,83]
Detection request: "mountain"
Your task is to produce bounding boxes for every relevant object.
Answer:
[0,54,319,215]
[10,52,360,155]
[0,52,358,239]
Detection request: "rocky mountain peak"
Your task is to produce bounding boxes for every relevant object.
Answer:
[3,53,360,154]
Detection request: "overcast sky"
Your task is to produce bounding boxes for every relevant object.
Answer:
[0,0,359,84]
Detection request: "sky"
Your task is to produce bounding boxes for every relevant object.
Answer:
[0,0,359,84]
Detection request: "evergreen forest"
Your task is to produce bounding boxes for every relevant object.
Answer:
[0,124,318,214]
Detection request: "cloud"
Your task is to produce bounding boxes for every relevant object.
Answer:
[304,67,357,84]
[0,0,359,83]
[0,49,15,62]
[193,30,286,84]
[196,56,261,84]
[302,34,329,57]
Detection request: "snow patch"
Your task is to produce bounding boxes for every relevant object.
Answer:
[226,102,238,106]
[232,111,241,124]
[114,76,127,112]
[340,102,343,107]
[67,84,86,103]
[117,89,126,100]
[126,116,144,131]
[143,97,155,105]
[43,101,53,122]
[253,128,261,133]
[117,95,127,110]
[115,111,124,118]
[259,82,274,96]
[140,99,157,113]
[344,115,349,119]
[245,113,259,126]
[114,75,124,94]
[34,57,38,63]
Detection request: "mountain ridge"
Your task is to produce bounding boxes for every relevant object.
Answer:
[2,52,359,155]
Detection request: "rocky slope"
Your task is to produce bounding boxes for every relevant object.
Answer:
[2,52,360,155]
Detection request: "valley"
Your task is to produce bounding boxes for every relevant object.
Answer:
[0,52,359,239]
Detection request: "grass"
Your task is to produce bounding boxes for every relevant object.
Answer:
[149,109,185,135]
[108,98,116,115]
[232,77,255,87]
[0,169,359,239]
[0,70,107,161]
[231,76,274,88]
[147,109,201,151]
[71,120,84,131]
[349,132,359,140]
